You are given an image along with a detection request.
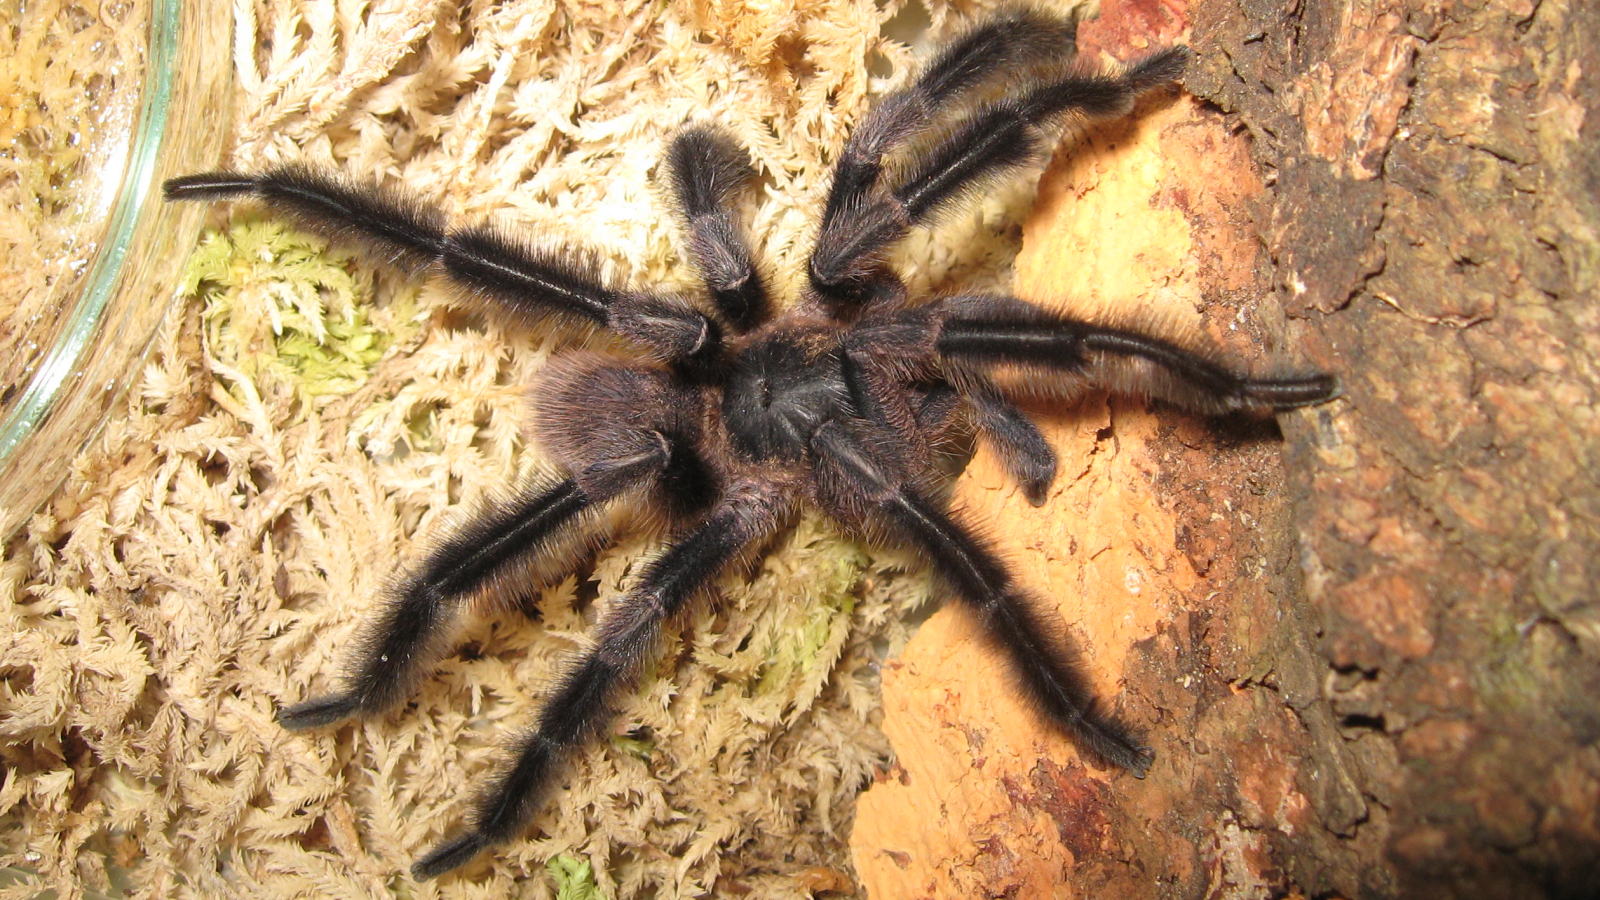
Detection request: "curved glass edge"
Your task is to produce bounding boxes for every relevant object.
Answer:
[0,0,234,540]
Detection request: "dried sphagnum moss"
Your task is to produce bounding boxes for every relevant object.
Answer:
[0,0,1055,896]
[186,220,411,414]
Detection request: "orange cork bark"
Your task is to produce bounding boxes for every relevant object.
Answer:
[849,8,1341,896]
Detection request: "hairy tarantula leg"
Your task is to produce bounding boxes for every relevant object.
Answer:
[936,303,1341,416]
[277,476,601,731]
[665,125,770,332]
[912,382,965,438]
[810,47,1187,299]
[964,379,1058,506]
[281,430,681,731]
[412,485,787,880]
[885,490,1152,773]
[164,168,718,363]
[811,423,1151,774]
[843,331,1053,496]
[820,6,1076,229]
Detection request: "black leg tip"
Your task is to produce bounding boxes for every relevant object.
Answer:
[1089,735,1155,779]
[1277,374,1342,410]
[1127,46,1190,92]
[277,693,362,731]
[161,172,259,202]
[1243,373,1342,412]
[1124,747,1155,780]
[412,831,489,880]
[1021,478,1051,508]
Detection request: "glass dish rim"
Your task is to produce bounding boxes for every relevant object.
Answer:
[0,0,186,465]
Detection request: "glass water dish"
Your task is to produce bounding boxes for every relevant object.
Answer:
[0,0,232,539]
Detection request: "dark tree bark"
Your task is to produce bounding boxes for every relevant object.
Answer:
[1187,0,1600,896]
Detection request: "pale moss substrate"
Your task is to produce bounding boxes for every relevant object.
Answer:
[186,220,406,411]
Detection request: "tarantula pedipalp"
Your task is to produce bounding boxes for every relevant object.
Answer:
[165,8,1337,881]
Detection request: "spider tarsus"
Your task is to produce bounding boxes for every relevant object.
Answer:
[181,166,450,264]
[1244,373,1341,410]
[1126,747,1155,779]
[466,703,581,853]
[1124,45,1191,93]
[162,172,261,200]
[967,383,1058,505]
[277,693,362,731]
[1079,725,1155,779]
[1022,478,1052,507]
[412,831,489,880]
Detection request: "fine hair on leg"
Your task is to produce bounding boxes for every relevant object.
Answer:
[664,125,770,332]
[278,476,602,730]
[935,297,1340,416]
[962,378,1058,506]
[412,484,789,879]
[818,6,1077,230]
[164,168,719,363]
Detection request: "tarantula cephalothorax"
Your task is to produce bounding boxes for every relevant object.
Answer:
[166,8,1337,880]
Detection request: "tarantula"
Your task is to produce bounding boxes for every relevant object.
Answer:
[166,8,1336,880]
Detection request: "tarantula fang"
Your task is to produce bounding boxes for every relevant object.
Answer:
[165,7,1338,881]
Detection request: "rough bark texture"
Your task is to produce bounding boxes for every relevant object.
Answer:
[852,0,1600,898]
[1193,0,1600,895]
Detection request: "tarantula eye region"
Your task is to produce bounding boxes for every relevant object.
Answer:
[721,330,854,463]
